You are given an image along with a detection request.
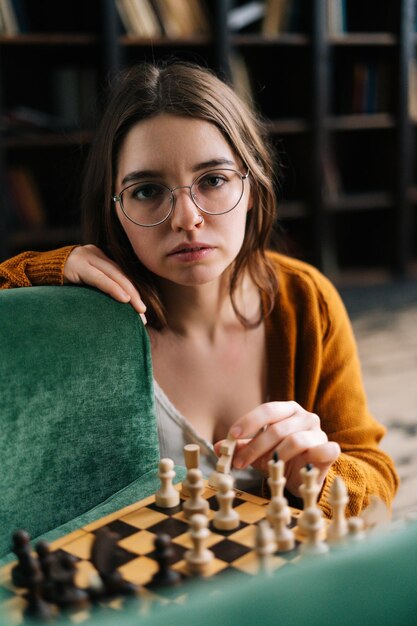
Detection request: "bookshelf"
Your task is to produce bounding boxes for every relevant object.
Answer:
[0,0,416,283]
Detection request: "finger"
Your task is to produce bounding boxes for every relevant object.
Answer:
[91,258,147,315]
[228,401,301,440]
[277,430,329,464]
[233,412,321,469]
[302,441,341,467]
[213,439,251,457]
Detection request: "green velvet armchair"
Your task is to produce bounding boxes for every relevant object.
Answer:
[0,285,164,560]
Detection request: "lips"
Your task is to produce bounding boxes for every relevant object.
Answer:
[168,243,213,255]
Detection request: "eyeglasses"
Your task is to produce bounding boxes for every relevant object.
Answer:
[113,168,250,227]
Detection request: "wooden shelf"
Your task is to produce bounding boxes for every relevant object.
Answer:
[328,33,397,46]
[325,191,393,212]
[278,201,307,219]
[0,34,97,46]
[10,227,81,248]
[232,33,309,46]
[326,114,396,131]
[4,131,94,149]
[120,34,211,46]
[268,119,310,134]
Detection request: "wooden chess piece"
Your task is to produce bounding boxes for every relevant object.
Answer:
[52,553,89,608]
[255,520,276,575]
[300,508,329,557]
[327,476,349,544]
[269,497,295,552]
[155,458,180,508]
[150,534,181,587]
[90,527,138,597]
[213,474,240,531]
[182,468,209,519]
[182,444,200,497]
[185,514,214,576]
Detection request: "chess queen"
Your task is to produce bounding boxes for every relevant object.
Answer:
[0,62,398,516]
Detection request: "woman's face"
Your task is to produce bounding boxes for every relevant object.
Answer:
[114,114,252,288]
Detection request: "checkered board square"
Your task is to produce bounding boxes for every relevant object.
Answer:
[0,481,320,623]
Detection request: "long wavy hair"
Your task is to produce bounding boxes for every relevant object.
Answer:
[82,61,279,328]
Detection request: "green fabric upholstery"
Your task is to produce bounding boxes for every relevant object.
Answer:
[0,286,159,558]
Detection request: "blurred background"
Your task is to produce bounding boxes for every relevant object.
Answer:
[0,0,416,516]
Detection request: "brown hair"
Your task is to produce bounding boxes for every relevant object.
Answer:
[82,61,279,328]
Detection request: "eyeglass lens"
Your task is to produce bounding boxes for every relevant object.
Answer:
[119,169,245,226]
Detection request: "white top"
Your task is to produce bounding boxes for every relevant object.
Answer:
[153,379,263,494]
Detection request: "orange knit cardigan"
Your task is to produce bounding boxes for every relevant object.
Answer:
[0,247,399,517]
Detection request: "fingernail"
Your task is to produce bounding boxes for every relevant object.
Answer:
[234,458,243,469]
[230,426,242,438]
[140,313,147,325]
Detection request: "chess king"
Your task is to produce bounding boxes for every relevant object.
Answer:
[0,61,398,515]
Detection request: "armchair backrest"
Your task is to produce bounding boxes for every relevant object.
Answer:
[0,286,158,557]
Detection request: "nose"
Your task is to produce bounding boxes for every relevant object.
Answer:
[169,185,203,232]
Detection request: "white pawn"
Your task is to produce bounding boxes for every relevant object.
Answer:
[327,476,349,544]
[213,475,240,531]
[300,507,329,557]
[182,468,209,519]
[185,514,214,576]
[269,497,295,552]
[255,520,276,575]
[347,517,366,542]
[155,458,180,508]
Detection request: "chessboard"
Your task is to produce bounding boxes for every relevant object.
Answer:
[0,480,328,624]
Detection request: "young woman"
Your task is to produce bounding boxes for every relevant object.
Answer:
[0,62,398,515]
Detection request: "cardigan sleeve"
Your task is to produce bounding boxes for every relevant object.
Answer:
[312,273,399,517]
[0,246,77,289]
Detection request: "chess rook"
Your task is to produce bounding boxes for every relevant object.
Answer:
[155,458,180,509]
[182,444,200,497]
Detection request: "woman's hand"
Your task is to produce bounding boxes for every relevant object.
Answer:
[64,245,147,323]
[214,401,340,497]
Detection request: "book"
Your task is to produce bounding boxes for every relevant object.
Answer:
[7,167,46,228]
[152,0,209,37]
[0,0,19,35]
[262,0,291,35]
[116,0,162,37]
[228,1,265,32]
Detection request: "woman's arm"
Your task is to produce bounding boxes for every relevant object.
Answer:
[0,246,77,288]
[0,245,146,320]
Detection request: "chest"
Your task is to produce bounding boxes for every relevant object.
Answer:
[149,324,267,443]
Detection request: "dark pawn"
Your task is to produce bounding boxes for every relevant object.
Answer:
[35,541,59,604]
[150,534,181,588]
[10,531,53,621]
[51,552,89,608]
[90,527,138,598]
[11,529,35,589]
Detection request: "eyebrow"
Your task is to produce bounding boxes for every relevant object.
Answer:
[121,158,236,187]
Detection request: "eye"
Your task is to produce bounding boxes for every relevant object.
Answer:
[129,183,165,201]
[199,172,228,189]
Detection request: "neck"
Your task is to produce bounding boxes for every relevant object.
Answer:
[156,273,260,340]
